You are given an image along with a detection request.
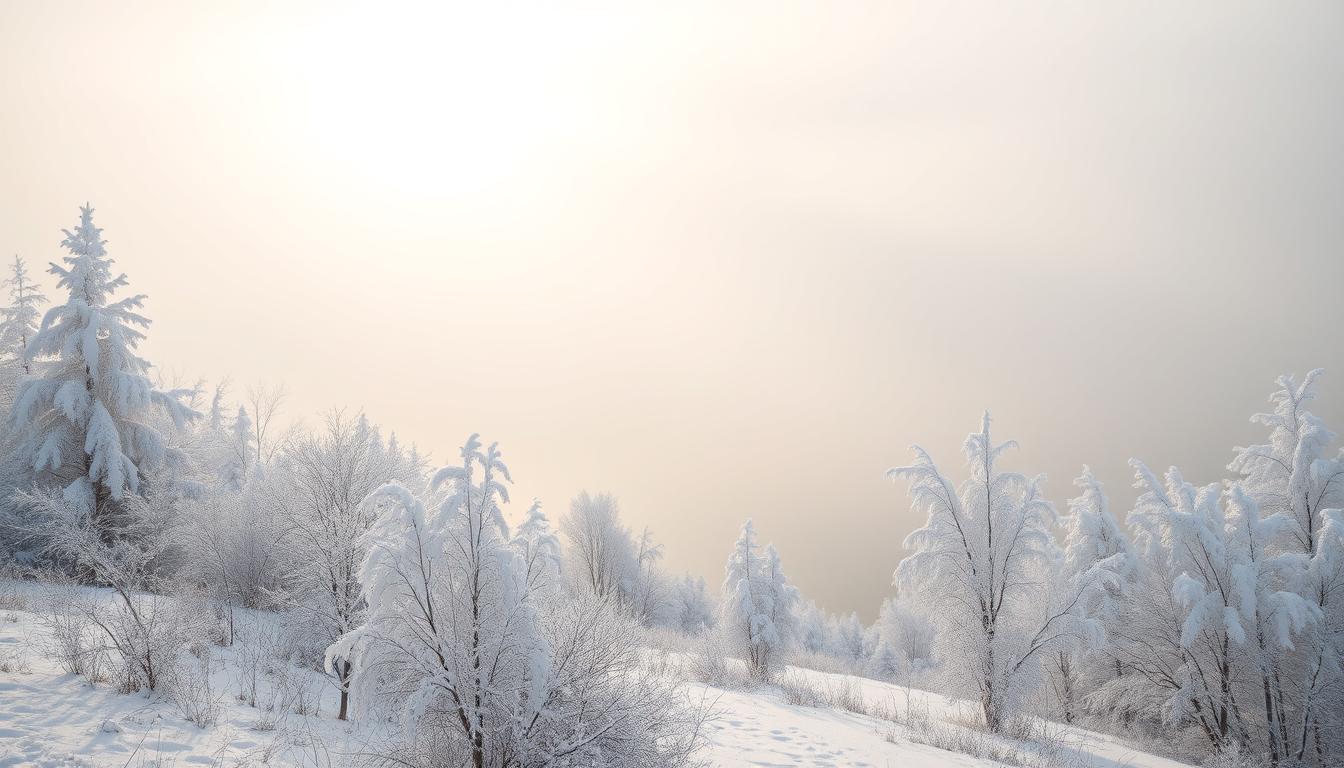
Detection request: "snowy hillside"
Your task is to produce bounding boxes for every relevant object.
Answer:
[0,591,1190,768]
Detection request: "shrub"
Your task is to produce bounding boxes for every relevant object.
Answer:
[166,647,223,728]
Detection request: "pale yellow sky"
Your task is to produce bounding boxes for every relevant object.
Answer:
[3,1,1343,619]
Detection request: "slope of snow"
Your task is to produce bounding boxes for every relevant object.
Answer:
[687,662,1191,768]
[0,595,1192,768]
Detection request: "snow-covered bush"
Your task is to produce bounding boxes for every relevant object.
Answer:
[23,486,216,692]
[0,563,27,611]
[689,627,750,689]
[37,580,101,678]
[165,645,223,728]
[233,611,289,709]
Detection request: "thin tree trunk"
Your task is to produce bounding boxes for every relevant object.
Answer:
[337,660,350,721]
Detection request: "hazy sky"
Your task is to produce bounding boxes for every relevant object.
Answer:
[2,2,1342,619]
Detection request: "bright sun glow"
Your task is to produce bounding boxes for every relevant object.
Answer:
[282,5,586,202]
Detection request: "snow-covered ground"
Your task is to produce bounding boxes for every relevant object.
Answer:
[0,592,1191,768]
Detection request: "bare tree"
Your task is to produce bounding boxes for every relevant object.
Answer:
[561,491,636,601]
[246,382,290,465]
[272,409,414,720]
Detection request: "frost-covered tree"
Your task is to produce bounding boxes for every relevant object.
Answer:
[868,638,902,681]
[11,205,194,545]
[670,574,716,635]
[721,519,798,680]
[890,413,1089,732]
[562,491,636,600]
[1048,467,1135,723]
[0,255,46,377]
[560,490,672,625]
[797,600,833,655]
[1229,370,1344,558]
[1225,486,1322,765]
[762,543,800,650]
[244,382,288,465]
[627,526,670,626]
[1126,461,1318,760]
[1229,370,1344,764]
[328,434,539,764]
[1062,467,1134,587]
[513,499,562,595]
[226,405,253,488]
[330,435,701,768]
[0,256,48,555]
[876,595,937,682]
[273,410,414,719]
[833,612,866,663]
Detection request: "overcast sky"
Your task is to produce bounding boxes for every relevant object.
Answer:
[3,1,1342,619]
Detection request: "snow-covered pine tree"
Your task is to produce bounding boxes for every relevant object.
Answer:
[0,256,49,554]
[797,600,833,655]
[228,405,252,488]
[868,638,902,681]
[890,413,1084,732]
[833,612,866,664]
[762,543,800,652]
[206,382,225,431]
[11,205,194,543]
[721,519,796,680]
[0,255,47,377]
[513,499,562,595]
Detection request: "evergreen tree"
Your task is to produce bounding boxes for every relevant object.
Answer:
[513,499,562,595]
[722,519,796,680]
[11,205,194,540]
[0,255,47,376]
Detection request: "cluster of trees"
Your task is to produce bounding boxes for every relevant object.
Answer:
[2,206,1339,767]
[889,387,1344,766]
[327,435,703,768]
[0,206,735,766]
[558,491,715,635]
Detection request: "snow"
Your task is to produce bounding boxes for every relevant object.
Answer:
[0,585,1195,768]
[0,599,372,767]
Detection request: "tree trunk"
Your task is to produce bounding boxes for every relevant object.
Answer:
[1261,671,1280,766]
[1059,653,1075,724]
[337,660,350,721]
